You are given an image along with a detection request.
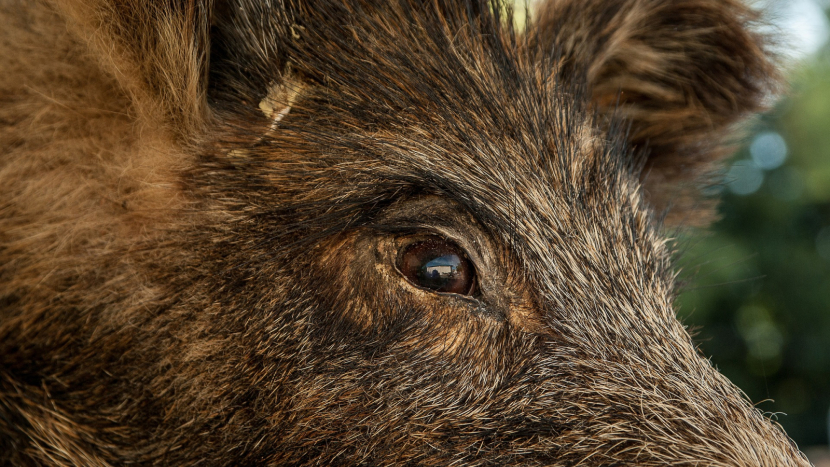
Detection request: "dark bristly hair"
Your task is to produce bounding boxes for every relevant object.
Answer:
[0,0,807,465]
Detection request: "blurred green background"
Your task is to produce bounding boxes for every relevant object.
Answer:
[675,1,830,450]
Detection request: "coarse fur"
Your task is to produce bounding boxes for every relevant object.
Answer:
[0,0,809,466]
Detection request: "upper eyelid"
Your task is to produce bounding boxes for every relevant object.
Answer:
[373,224,489,277]
[366,218,462,240]
[370,212,461,229]
[370,198,492,268]
[365,221,426,233]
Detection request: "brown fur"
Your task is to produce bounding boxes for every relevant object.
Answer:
[0,0,808,465]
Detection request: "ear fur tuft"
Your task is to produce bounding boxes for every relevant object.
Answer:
[531,0,783,226]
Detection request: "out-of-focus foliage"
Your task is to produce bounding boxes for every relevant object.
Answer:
[676,30,830,448]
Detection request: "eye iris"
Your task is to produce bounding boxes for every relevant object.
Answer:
[398,239,475,295]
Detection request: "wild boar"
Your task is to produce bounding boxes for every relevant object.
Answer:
[0,0,811,465]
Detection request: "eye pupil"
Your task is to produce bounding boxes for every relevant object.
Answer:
[398,238,476,296]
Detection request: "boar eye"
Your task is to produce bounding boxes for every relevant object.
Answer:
[397,238,476,296]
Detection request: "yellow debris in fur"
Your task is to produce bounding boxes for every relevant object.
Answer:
[259,75,304,133]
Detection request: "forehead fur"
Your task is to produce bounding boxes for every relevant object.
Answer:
[210,0,644,253]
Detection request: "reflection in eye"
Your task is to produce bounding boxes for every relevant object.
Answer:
[397,238,476,296]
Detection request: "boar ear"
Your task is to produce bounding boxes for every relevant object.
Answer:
[530,0,782,226]
[54,0,213,139]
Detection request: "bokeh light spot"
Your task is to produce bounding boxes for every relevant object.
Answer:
[750,132,789,170]
[736,305,784,363]
[727,160,765,195]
